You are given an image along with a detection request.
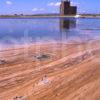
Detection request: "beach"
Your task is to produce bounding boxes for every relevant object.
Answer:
[0,39,100,100]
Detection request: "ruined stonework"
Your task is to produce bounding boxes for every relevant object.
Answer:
[60,0,77,15]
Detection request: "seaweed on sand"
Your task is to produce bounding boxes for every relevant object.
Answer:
[0,60,6,65]
[33,53,51,61]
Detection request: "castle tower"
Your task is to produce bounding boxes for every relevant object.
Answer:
[60,0,77,16]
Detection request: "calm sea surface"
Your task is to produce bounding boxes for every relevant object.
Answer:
[0,18,100,48]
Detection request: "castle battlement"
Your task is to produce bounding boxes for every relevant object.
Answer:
[60,0,77,15]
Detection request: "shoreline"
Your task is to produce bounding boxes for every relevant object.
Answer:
[0,38,98,52]
[0,15,100,19]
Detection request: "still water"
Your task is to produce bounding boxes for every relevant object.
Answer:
[0,18,100,48]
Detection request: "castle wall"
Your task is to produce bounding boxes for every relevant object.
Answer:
[60,1,77,15]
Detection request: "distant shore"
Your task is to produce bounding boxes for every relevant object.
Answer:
[0,14,100,18]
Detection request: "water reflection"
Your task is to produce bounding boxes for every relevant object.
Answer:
[0,18,100,49]
[59,18,95,42]
[60,18,76,31]
[59,18,77,42]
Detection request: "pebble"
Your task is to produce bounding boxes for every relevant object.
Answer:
[33,53,51,61]
[0,60,6,65]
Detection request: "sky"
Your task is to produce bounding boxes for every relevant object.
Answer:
[0,0,100,15]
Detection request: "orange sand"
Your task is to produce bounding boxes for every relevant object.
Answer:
[0,40,100,100]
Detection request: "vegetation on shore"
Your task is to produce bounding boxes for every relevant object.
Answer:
[0,14,100,18]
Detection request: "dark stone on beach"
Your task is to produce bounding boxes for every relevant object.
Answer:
[13,96,23,100]
[0,60,6,65]
[33,54,51,61]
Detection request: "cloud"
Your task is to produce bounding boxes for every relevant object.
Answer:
[71,2,80,6]
[48,2,61,7]
[32,8,45,12]
[6,1,13,5]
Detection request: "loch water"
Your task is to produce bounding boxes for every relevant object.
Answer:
[0,18,100,48]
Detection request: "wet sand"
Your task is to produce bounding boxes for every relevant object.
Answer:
[0,40,100,100]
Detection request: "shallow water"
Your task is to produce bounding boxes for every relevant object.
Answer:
[0,18,100,48]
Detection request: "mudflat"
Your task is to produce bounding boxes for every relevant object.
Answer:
[0,40,100,100]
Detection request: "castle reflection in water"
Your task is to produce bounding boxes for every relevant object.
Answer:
[59,18,93,42]
[59,18,77,41]
[60,18,76,31]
